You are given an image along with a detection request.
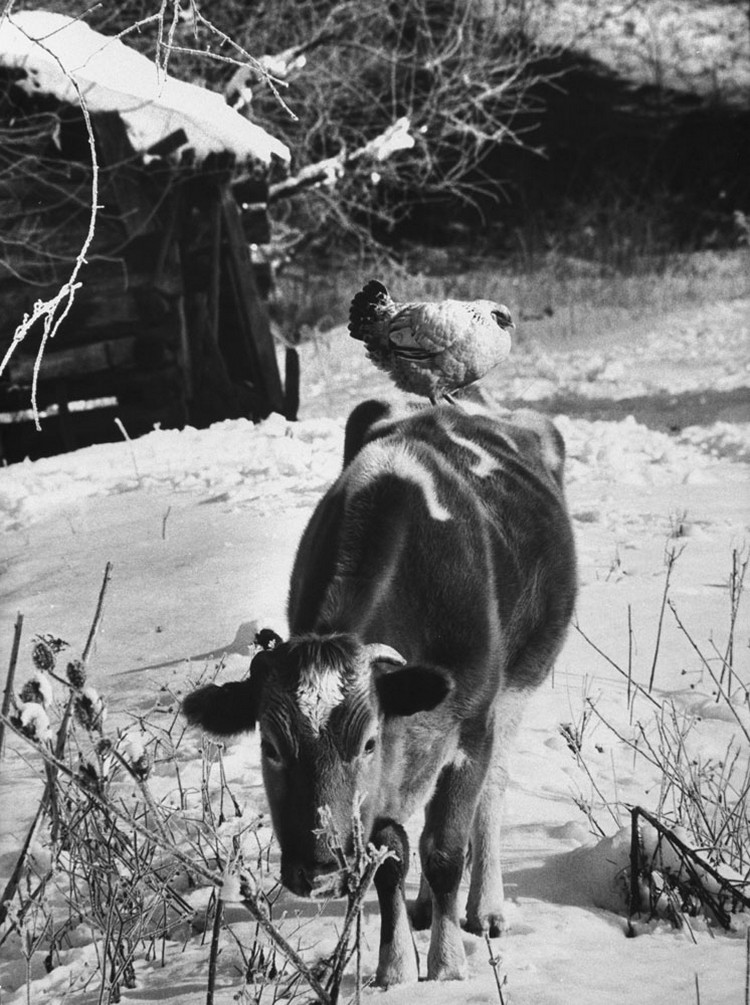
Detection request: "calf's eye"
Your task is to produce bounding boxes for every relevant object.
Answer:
[363,737,377,755]
[261,738,282,764]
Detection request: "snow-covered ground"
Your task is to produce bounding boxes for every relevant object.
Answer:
[529,0,750,103]
[1,295,749,1004]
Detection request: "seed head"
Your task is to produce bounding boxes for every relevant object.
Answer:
[66,660,87,689]
[31,635,69,672]
[32,641,54,672]
[18,672,53,707]
[74,687,106,733]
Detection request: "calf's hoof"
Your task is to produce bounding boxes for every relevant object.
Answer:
[427,932,468,981]
[426,956,468,982]
[375,944,419,987]
[464,910,509,938]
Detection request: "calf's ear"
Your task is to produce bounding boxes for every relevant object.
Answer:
[375,665,451,717]
[182,679,257,734]
[182,648,275,735]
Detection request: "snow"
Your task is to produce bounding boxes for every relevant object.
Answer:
[24,670,54,707]
[0,11,290,164]
[0,295,749,1003]
[16,701,52,743]
[0,414,343,531]
[524,0,750,102]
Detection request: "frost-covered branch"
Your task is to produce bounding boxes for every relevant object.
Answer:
[630,804,750,929]
[268,117,414,204]
[0,15,100,429]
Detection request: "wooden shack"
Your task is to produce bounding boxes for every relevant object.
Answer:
[0,11,295,463]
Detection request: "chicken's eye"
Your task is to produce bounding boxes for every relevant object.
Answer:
[491,307,513,329]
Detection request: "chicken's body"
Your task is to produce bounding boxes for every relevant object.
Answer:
[348,280,514,403]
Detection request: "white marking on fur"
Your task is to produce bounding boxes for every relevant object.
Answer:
[444,430,505,478]
[347,441,451,521]
[296,668,345,732]
[539,431,564,481]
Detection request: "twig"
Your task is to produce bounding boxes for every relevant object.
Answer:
[667,600,750,745]
[569,703,622,831]
[0,797,46,926]
[188,5,296,118]
[0,565,112,919]
[718,548,748,697]
[0,612,23,759]
[627,603,634,715]
[573,621,660,708]
[648,542,684,692]
[1,710,331,1003]
[484,933,508,1003]
[318,797,394,1004]
[268,118,413,204]
[326,851,386,1003]
[632,806,750,922]
[628,806,641,935]
[0,21,100,427]
[206,892,224,1005]
[83,561,113,664]
[114,419,142,486]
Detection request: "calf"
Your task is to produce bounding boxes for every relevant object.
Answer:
[184,400,576,985]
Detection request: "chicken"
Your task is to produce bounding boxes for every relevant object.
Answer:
[348,280,514,403]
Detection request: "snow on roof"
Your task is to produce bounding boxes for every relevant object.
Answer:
[0,10,290,165]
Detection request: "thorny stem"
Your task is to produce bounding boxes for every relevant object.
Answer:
[108,746,172,846]
[1,0,297,421]
[82,561,113,664]
[1,710,332,1003]
[718,548,748,697]
[0,18,100,427]
[188,5,297,119]
[627,603,634,717]
[484,933,508,1003]
[327,850,388,1002]
[0,564,112,922]
[571,702,622,830]
[627,806,641,935]
[1,4,16,24]
[648,541,685,693]
[667,600,750,745]
[0,798,46,927]
[631,805,750,923]
[0,612,23,759]
[205,891,224,1005]
[573,620,660,708]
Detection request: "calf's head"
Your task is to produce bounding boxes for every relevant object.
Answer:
[183,633,450,898]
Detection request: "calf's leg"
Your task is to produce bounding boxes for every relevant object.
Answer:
[420,740,490,980]
[465,693,526,935]
[371,819,419,986]
[410,869,432,930]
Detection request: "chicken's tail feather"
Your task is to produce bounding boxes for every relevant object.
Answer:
[348,280,392,342]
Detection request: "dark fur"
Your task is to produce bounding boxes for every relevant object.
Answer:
[184,400,576,985]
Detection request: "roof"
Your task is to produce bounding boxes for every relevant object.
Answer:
[0,10,290,165]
